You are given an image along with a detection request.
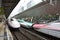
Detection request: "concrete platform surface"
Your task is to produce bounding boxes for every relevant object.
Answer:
[0,22,13,40]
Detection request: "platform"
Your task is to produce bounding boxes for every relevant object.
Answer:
[0,21,13,40]
[35,28,60,38]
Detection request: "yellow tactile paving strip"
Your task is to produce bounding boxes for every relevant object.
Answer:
[0,22,5,40]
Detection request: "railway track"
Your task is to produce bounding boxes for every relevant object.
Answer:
[11,27,49,40]
[10,27,60,40]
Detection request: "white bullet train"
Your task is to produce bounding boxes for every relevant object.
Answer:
[8,18,20,28]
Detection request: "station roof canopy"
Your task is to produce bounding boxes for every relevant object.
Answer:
[15,0,60,18]
[1,0,60,18]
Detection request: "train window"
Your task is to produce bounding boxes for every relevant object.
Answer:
[11,19,13,21]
